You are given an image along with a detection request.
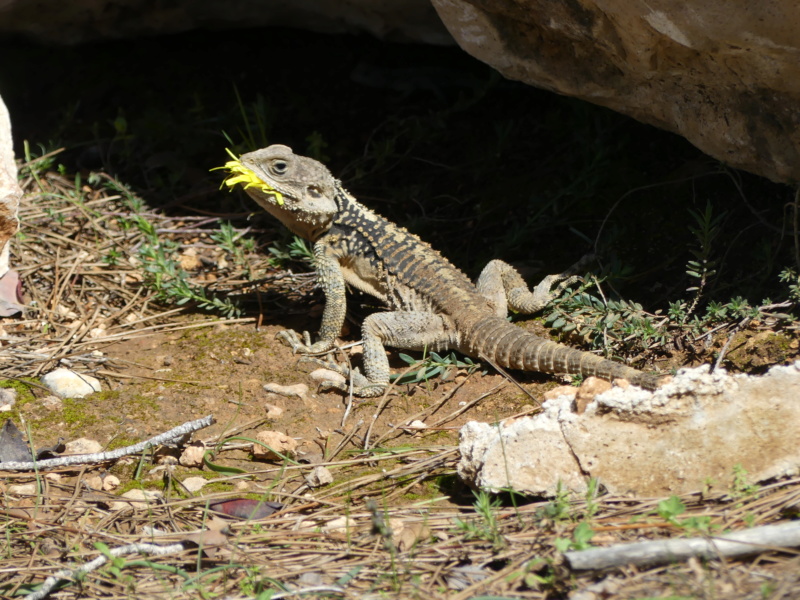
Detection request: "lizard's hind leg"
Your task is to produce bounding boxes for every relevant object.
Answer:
[476,257,591,318]
[311,311,457,398]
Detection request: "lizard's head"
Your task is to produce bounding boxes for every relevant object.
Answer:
[220,145,338,241]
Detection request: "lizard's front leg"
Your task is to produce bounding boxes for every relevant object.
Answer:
[475,256,591,318]
[309,311,457,398]
[276,241,346,354]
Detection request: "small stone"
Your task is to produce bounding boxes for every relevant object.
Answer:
[85,476,103,490]
[182,476,208,493]
[407,420,427,430]
[298,572,324,586]
[179,442,206,467]
[64,438,103,455]
[0,387,16,411]
[110,489,163,511]
[265,403,284,419]
[103,475,121,491]
[309,368,346,385]
[179,248,202,271]
[44,473,61,483]
[322,516,357,534]
[87,325,107,339]
[41,368,101,399]
[8,483,36,495]
[252,430,298,460]
[306,465,333,487]
[234,480,250,491]
[263,382,308,399]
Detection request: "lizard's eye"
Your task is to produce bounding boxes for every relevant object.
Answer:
[271,160,288,175]
[307,185,322,198]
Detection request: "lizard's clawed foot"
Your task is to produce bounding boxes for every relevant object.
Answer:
[276,329,333,354]
[297,356,388,397]
[531,254,595,305]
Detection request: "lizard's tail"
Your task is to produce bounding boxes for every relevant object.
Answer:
[459,315,661,390]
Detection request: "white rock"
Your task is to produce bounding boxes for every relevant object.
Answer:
[263,382,308,399]
[110,489,163,511]
[182,476,208,492]
[103,475,121,491]
[322,516,357,534]
[306,465,333,487]
[64,438,103,455]
[0,387,16,411]
[8,483,36,495]
[179,442,206,467]
[458,363,800,497]
[41,368,101,398]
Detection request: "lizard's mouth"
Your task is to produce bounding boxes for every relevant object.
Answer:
[215,149,285,206]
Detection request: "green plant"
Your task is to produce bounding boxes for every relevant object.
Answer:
[583,477,600,520]
[392,350,477,385]
[554,521,594,552]
[452,490,505,550]
[210,221,256,267]
[730,464,759,500]
[655,495,713,535]
[538,480,572,523]
[267,234,315,267]
[685,201,726,316]
[779,267,800,303]
[137,240,239,317]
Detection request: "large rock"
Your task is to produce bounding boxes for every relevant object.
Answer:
[432,0,800,183]
[459,363,800,496]
[0,0,451,45]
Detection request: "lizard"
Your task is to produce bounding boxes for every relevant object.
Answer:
[220,145,664,396]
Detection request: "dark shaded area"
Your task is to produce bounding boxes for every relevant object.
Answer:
[0,27,794,309]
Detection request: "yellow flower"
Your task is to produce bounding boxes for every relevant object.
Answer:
[214,148,284,206]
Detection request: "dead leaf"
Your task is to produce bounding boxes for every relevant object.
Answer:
[209,498,283,520]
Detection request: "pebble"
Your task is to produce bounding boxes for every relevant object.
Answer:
[8,483,37,495]
[110,489,163,511]
[309,368,346,385]
[182,476,208,492]
[64,438,103,455]
[179,442,206,467]
[264,403,284,419]
[306,465,333,488]
[0,387,16,411]
[263,382,308,399]
[41,368,101,399]
[252,430,298,460]
[103,475,120,491]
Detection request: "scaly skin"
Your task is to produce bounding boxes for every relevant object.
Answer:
[233,145,662,396]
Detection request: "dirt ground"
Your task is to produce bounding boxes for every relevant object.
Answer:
[19,313,560,471]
